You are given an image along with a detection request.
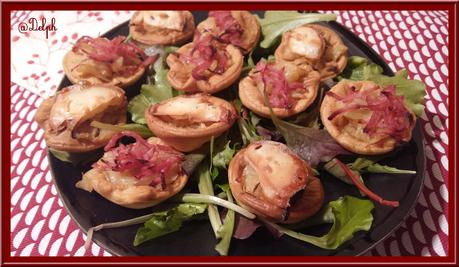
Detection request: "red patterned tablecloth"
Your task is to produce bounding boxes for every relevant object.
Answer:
[10,10,449,256]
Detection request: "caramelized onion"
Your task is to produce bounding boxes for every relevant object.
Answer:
[208,11,244,46]
[181,33,229,81]
[252,60,304,109]
[94,131,184,184]
[73,63,113,82]
[73,36,157,76]
[327,84,413,141]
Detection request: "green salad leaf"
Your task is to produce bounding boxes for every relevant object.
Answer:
[197,162,223,238]
[212,141,236,169]
[264,196,374,250]
[324,158,365,186]
[215,186,236,256]
[340,56,426,116]
[128,46,179,124]
[234,100,262,145]
[349,157,416,174]
[134,203,207,246]
[90,121,153,138]
[257,11,337,49]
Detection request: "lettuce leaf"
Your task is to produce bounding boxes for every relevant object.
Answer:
[90,121,153,138]
[349,157,416,174]
[264,196,374,250]
[128,46,179,124]
[212,141,236,169]
[234,100,262,145]
[257,11,337,49]
[324,158,365,186]
[340,56,426,116]
[215,186,236,256]
[133,203,207,246]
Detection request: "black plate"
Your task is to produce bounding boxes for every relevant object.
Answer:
[49,11,426,256]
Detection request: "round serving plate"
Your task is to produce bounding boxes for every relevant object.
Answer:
[48,11,425,256]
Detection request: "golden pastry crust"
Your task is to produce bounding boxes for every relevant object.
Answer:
[228,141,324,224]
[145,94,238,152]
[166,42,243,94]
[35,84,127,152]
[320,80,416,155]
[196,11,261,54]
[308,24,348,81]
[129,11,195,46]
[275,24,348,81]
[239,61,321,118]
[76,137,188,209]
[63,47,145,88]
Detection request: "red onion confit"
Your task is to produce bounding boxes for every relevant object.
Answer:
[327,85,413,141]
[183,33,229,80]
[94,131,184,186]
[253,60,304,109]
[209,11,244,46]
[73,36,157,76]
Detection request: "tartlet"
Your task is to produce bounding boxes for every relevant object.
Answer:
[35,84,127,153]
[239,60,321,118]
[166,33,244,94]
[196,10,261,54]
[129,11,195,46]
[63,36,154,88]
[76,132,188,209]
[275,24,348,81]
[320,80,416,155]
[228,141,324,224]
[145,93,238,152]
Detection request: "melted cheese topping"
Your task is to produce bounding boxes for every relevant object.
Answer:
[243,142,303,203]
[287,26,324,61]
[153,96,223,124]
[103,170,139,186]
[137,11,185,31]
[49,86,124,130]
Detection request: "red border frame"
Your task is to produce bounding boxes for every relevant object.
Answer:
[1,1,457,265]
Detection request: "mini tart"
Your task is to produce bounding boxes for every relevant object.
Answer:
[275,24,348,81]
[63,40,145,88]
[129,11,195,46]
[228,141,324,224]
[35,84,127,152]
[320,80,416,155]
[239,61,321,118]
[145,94,238,152]
[76,137,188,209]
[307,24,348,80]
[196,11,261,54]
[166,41,243,94]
